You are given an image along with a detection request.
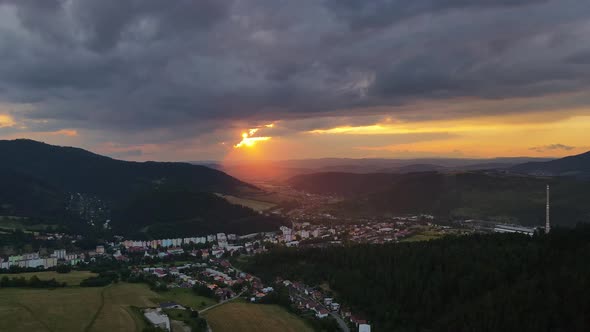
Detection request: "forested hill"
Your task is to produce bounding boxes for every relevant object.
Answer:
[0,139,252,199]
[0,168,66,218]
[288,172,400,196]
[242,226,590,332]
[289,171,590,227]
[512,150,590,178]
[0,140,286,237]
[112,189,286,238]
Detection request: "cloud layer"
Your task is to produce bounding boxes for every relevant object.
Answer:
[0,0,589,159]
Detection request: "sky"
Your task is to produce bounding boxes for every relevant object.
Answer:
[0,0,589,162]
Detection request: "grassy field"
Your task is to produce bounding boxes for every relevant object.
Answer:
[10,271,97,286]
[0,286,101,332]
[204,302,313,332]
[155,288,216,311]
[0,275,308,331]
[89,283,158,332]
[0,283,159,332]
[216,194,277,212]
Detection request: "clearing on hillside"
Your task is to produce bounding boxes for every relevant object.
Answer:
[216,194,277,212]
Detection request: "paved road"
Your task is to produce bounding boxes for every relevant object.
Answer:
[329,311,350,332]
[198,291,245,314]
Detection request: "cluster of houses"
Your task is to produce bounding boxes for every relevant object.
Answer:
[254,224,333,248]
[279,215,443,247]
[121,233,238,250]
[137,256,292,306]
[116,232,276,261]
[0,252,58,269]
[262,217,438,249]
[0,248,89,269]
[138,259,252,301]
[1,215,442,275]
[279,278,372,332]
[1,230,272,272]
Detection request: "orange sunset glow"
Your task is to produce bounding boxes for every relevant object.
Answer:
[233,124,274,149]
[0,0,588,165]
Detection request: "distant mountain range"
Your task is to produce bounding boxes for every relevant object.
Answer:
[511,150,590,178]
[3,139,587,234]
[288,171,590,227]
[0,139,284,237]
[287,151,590,227]
[214,151,590,184]
[211,157,554,182]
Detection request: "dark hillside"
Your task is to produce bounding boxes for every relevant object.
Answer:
[0,139,278,236]
[112,189,286,237]
[0,139,251,199]
[290,171,590,226]
[0,168,66,218]
[512,150,590,177]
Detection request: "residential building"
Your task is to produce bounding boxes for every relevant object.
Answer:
[359,324,371,332]
[144,309,170,331]
[53,249,66,260]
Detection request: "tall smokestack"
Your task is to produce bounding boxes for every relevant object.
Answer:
[545,185,550,234]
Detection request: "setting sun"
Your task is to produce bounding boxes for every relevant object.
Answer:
[234,134,271,148]
[233,123,275,149]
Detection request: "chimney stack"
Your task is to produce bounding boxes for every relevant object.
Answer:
[545,185,550,234]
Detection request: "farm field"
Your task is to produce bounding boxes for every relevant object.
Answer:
[88,283,158,332]
[204,302,313,332]
[8,271,97,286]
[0,283,159,332]
[216,194,277,212]
[0,275,310,331]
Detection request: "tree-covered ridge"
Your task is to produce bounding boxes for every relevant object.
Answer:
[242,226,590,331]
[112,188,287,238]
[290,171,590,227]
[0,168,66,218]
[512,150,590,178]
[0,139,251,199]
[0,139,286,237]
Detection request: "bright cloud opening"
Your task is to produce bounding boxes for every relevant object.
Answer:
[234,123,274,148]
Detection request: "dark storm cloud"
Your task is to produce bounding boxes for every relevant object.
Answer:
[5,0,230,51]
[0,0,590,142]
[324,0,548,30]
